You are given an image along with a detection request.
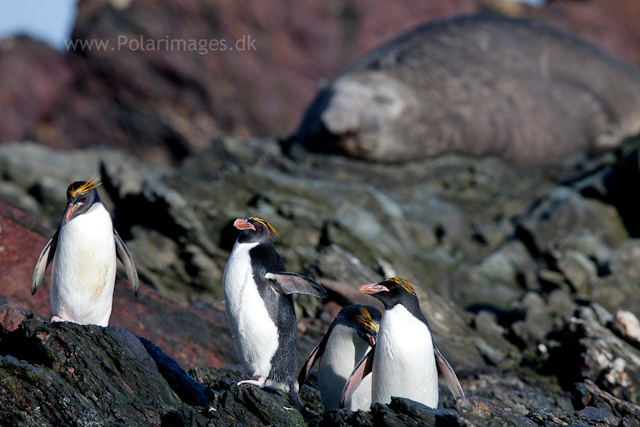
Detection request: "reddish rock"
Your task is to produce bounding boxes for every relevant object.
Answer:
[544,0,640,68]
[0,37,73,144]
[0,198,236,369]
[0,301,30,333]
[0,198,52,315]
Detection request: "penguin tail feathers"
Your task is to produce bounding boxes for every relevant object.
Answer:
[265,272,327,298]
[340,346,375,408]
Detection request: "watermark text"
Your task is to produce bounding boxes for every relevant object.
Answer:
[64,35,257,55]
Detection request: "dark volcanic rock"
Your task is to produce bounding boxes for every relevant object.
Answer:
[3,135,640,425]
[551,305,640,405]
[0,300,318,426]
[517,187,627,254]
[0,301,208,426]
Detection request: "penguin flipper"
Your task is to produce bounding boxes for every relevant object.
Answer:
[265,272,327,298]
[31,229,59,295]
[298,332,330,387]
[434,346,465,399]
[114,229,140,296]
[340,346,375,408]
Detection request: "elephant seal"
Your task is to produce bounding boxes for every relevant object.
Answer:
[294,14,640,165]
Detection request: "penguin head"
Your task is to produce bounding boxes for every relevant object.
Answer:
[233,217,279,244]
[337,305,381,347]
[64,177,102,223]
[360,277,419,311]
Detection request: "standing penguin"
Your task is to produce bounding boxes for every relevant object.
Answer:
[299,304,381,411]
[341,278,464,409]
[31,177,139,326]
[223,217,327,408]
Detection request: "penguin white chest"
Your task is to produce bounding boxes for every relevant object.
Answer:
[319,324,373,410]
[372,305,438,408]
[51,203,116,326]
[223,241,279,378]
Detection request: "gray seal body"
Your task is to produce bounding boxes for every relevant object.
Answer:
[296,14,640,165]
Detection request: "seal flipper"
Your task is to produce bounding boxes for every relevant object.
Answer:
[434,346,465,399]
[31,228,59,295]
[265,272,327,298]
[114,229,140,296]
[340,346,375,408]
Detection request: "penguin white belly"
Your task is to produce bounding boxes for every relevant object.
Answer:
[50,204,116,326]
[223,241,279,379]
[319,324,373,410]
[372,305,438,408]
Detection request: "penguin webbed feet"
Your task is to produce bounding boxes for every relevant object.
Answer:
[51,316,65,323]
[237,376,267,388]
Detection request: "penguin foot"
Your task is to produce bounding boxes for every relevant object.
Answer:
[51,316,65,322]
[238,376,266,388]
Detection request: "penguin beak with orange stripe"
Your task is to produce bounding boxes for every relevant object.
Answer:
[234,218,256,231]
[360,283,391,294]
[64,201,84,223]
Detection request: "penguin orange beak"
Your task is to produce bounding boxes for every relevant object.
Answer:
[360,283,389,294]
[64,202,83,223]
[234,218,256,231]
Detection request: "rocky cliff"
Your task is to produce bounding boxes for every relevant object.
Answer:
[2,138,640,425]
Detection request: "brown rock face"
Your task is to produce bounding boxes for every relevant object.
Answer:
[0,37,73,144]
[0,198,236,369]
[0,198,52,315]
[2,0,640,164]
[0,0,515,163]
[545,0,640,68]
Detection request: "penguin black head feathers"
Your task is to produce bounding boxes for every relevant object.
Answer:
[352,305,381,347]
[233,217,279,244]
[360,278,419,311]
[64,177,102,223]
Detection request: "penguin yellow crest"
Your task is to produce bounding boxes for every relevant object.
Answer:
[356,306,379,332]
[68,176,101,197]
[388,277,416,295]
[248,217,279,238]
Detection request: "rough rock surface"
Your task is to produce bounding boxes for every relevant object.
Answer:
[2,136,640,424]
[5,298,640,426]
